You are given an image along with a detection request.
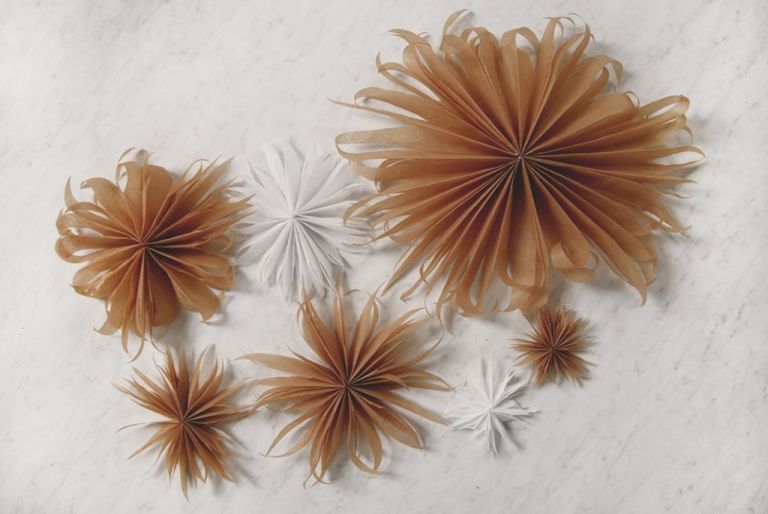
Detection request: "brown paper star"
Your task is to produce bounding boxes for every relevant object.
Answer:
[514,306,591,384]
[115,347,250,496]
[56,150,249,355]
[337,12,702,316]
[242,286,449,482]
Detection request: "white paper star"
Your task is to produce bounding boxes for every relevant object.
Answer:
[447,358,536,455]
[238,142,369,299]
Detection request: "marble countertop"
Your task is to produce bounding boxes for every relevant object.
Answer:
[1,0,766,513]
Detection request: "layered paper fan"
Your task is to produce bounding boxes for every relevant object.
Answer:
[338,12,703,315]
[238,143,369,299]
[241,285,449,482]
[55,150,249,355]
[115,347,250,496]
[447,358,535,455]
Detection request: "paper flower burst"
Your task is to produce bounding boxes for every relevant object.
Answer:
[514,306,591,384]
[55,150,249,355]
[338,11,702,315]
[447,359,535,455]
[239,143,368,300]
[115,347,249,496]
[242,285,449,482]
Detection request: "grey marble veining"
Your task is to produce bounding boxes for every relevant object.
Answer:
[0,1,766,513]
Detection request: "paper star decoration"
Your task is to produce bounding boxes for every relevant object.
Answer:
[241,284,449,482]
[114,346,250,496]
[238,143,369,299]
[338,11,702,315]
[447,358,535,455]
[514,306,591,384]
[55,150,249,355]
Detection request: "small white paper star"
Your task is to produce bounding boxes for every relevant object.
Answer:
[238,142,369,299]
[447,358,536,455]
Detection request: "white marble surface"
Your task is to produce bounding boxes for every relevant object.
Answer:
[1,0,766,512]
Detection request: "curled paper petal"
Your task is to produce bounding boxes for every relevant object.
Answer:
[241,284,450,482]
[114,346,250,497]
[55,150,249,355]
[238,143,370,299]
[338,12,703,316]
[447,358,535,455]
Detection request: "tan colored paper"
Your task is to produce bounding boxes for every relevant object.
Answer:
[338,12,703,315]
[241,286,450,483]
[114,347,250,496]
[514,306,591,384]
[55,150,249,355]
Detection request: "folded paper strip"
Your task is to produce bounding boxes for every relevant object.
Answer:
[55,150,249,355]
[338,11,703,316]
[242,285,450,482]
